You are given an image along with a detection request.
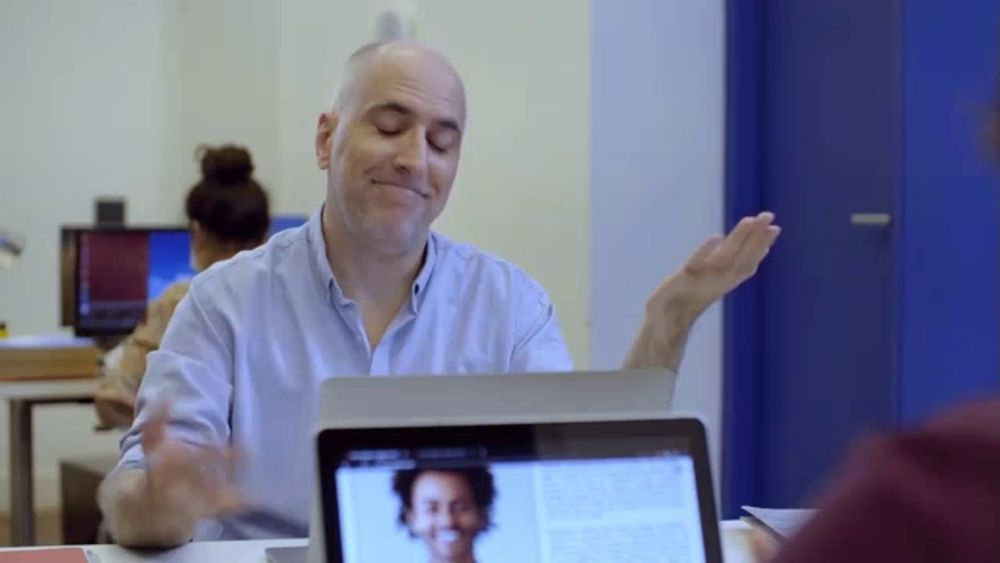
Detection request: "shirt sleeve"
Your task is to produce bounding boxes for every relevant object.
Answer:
[509,277,574,373]
[113,277,235,473]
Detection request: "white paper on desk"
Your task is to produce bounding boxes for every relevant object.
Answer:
[741,506,817,539]
[0,334,93,348]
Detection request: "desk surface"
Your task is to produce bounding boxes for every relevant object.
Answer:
[0,521,757,562]
[0,378,98,401]
[44,539,304,563]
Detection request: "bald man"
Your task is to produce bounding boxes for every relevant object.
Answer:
[98,42,780,546]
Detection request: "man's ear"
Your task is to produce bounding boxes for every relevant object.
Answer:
[404,510,419,538]
[315,112,339,170]
[190,220,205,243]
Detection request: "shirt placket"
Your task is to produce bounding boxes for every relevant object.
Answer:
[369,306,417,375]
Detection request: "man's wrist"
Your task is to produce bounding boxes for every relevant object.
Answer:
[129,334,159,352]
[645,271,710,330]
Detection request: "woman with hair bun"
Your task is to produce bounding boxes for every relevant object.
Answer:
[94,144,271,430]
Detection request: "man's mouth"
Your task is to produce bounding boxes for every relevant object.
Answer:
[436,529,462,544]
[372,179,429,199]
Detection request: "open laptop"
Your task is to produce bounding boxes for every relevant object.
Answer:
[315,417,722,562]
[269,370,721,562]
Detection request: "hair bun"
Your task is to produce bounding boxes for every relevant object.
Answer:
[199,144,254,185]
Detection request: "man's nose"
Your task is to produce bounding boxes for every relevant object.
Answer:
[435,509,457,527]
[394,128,427,176]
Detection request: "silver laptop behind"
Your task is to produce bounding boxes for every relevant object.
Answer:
[317,369,677,430]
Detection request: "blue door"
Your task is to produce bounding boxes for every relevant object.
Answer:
[723,0,999,516]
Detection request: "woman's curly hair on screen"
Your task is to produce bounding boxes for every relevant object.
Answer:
[391,466,497,532]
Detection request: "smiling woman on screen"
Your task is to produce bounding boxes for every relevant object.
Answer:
[392,467,496,563]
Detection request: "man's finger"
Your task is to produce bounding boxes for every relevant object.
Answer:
[223,445,246,484]
[713,215,766,264]
[208,484,245,517]
[755,211,776,224]
[201,446,245,516]
[745,225,781,258]
[141,401,172,454]
[747,526,780,562]
[688,235,724,265]
[733,225,781,275]
[157,445,227,510]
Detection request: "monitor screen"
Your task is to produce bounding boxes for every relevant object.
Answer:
[270,214,308,235]
[321,421,718,563]
[61,217,308,331]
[75,229,194,336]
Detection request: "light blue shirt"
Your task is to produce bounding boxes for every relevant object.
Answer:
[114,211,573,540]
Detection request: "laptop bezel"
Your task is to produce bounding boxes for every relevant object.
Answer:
[316,417,722,563]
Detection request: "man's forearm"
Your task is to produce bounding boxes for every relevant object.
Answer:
[622,289,706,372]
[97,469,198,548]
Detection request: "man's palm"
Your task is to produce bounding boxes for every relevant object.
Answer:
[650,212,781,315]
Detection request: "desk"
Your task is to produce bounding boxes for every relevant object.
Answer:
[2,539,307,563]
[0,379,98,546]
[0,521,757,561]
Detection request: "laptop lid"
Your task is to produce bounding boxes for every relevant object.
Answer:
[316,369,677,430]
[316,417,721,563]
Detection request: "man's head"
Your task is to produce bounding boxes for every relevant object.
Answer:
[316,42,466,256]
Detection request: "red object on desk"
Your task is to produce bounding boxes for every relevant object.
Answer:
[0,548,89,563]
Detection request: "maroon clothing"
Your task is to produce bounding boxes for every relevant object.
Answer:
[773,398,1000,563]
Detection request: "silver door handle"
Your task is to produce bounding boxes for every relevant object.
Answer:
[850,213,892,227]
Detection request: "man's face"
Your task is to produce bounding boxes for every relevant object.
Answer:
[406,471,484,563]
[317,50,465,254]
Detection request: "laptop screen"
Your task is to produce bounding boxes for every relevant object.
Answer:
[320,420,720,563]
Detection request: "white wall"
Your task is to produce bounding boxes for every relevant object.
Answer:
[0,1,175,513]
[160,0,282,214]
[590,0,727,488]
[0,2,175,335]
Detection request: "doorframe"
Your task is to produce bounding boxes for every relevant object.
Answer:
[721,0,764,519]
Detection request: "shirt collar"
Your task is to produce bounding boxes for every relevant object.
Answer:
[305,210,343,305]
[305,208,439,314]
[410,232,438,314]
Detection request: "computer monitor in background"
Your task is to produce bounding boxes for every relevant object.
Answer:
[59,227,80,327]
[60,214,308,334]
[269,214,308,237]
[71,227,194,336]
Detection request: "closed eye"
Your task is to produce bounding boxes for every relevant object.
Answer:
[372,107,407,136]
[429,129,459,153]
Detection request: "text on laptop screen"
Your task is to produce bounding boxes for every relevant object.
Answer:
[332,447,707,563]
